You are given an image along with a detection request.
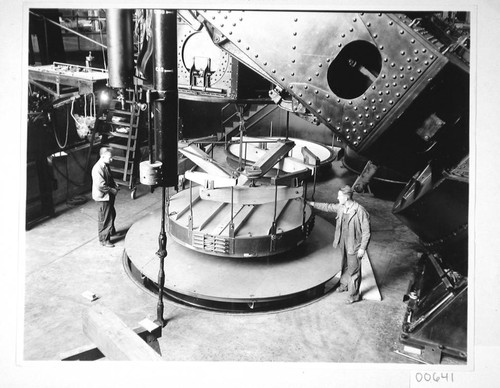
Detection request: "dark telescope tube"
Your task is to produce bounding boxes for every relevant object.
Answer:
[153,10,178,188]
[106,9,134,89]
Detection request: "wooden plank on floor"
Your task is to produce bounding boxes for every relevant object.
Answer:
[333,252,381,301]
[82,304,162,361]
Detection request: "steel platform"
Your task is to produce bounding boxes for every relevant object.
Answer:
[124,211,341,312]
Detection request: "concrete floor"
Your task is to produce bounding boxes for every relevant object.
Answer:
[24,155,424,363]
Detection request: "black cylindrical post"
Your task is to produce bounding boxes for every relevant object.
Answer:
[106,9,134,89]
[153,9,178,188]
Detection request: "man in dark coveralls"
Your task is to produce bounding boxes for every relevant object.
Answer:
[92,147,119,247]
[308,185,371,304]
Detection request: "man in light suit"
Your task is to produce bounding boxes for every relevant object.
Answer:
[92,147,119,247]
[308,185,371,304]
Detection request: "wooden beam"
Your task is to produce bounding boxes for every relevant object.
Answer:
[243,139,295,178]
[82,304,162,361]
[199,185,304,205]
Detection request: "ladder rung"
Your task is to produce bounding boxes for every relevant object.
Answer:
[109,131,137,140]
[110,167,132,175]
[113,156,133,163]
[108,144,135,150]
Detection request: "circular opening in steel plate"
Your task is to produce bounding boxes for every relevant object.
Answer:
[328,40,382,99]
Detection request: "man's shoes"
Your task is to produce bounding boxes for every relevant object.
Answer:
[336,285,348,293]
[101,241,115,248]
[345,296,361,304]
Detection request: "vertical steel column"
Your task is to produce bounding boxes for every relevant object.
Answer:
[106,9,134,89]
[152,9,178,327]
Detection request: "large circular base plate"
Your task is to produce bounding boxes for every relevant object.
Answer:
[125,211,341,311]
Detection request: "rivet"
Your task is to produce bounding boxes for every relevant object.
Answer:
[400,66,404,71]
[327,118,331,122]
[318,109,322,114]
[341,33,345,38]
[407,66,412,70]
[430,55,434,59]
[372,85,376,90]
[304,85,308,89]
[315,72,320,76]
[414,49,419,54]
[347,135,351,139]
[272,69,276,73]
[392,75,397,79]
[314,90,319,94]
[396,92,401,97]
[290,85,293,89]
[407,58,412,63]
[353,18,357,22]
[378,91,383,95]
[424,61,429,65]
[212,16,216,20]
[400,30,405,34]
[385,83,390,87]
[384,58,389,62]
[229,31,233,35]
[378,13,382,16]
[237,39,241,43]
[379,45,384,50]
[370,122,374,127]
[308,101,312,105]
[281,77,285,81]
[292,59,296,63]
[263,62,267,66]
[362,96,367,100]
[255,54,258,58]
[337,98,341,102]
[345,117,350,121]
[336,126,340,130]
[357,136,361,140]
[371,99,376,103]
[364,106,369,111]
[233,23,236,26]
[338,43,342,47]
[389,100,394,104]
[410,77,415,81]
[358,113,362,118]
[352,121,356,126]
[367,22,371,27]
[355,107,358,111]
[326,94,330,98]
[393,82,397,86]
[417,69,422,73]
[353,141,358,145]
[423,49,427,53]
[358,121,363,125]
[318,63,323,67]
[363,129,368,133]
[326,58,331,62]
[350,28,354,32]
[378,98,383,103]
[389,21,394,25]
[403,85,408,89]
[376,115,380,119]
[291,72,295,76]
[385,91,390,95]
[293,32,297,36]
[373,34,378,38]
[308,77,312,81]
[391,62,395,67]
[382,108,387,112]
[401,51,406,55]
[240,17,243,21]
[382,74,386,79]
[365,113,369,118]
[411,39,415,43]
[415,57,419,62]
[299,93,303,97]
[224,15,228,19]
[220,24,224,27]
[349,100,353,105]
[372,106,376,110]
[292,45,296,50]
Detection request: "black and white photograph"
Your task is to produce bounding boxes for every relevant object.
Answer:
[1,1,500,387]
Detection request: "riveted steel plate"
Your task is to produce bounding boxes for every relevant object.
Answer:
[197,11,447,151]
